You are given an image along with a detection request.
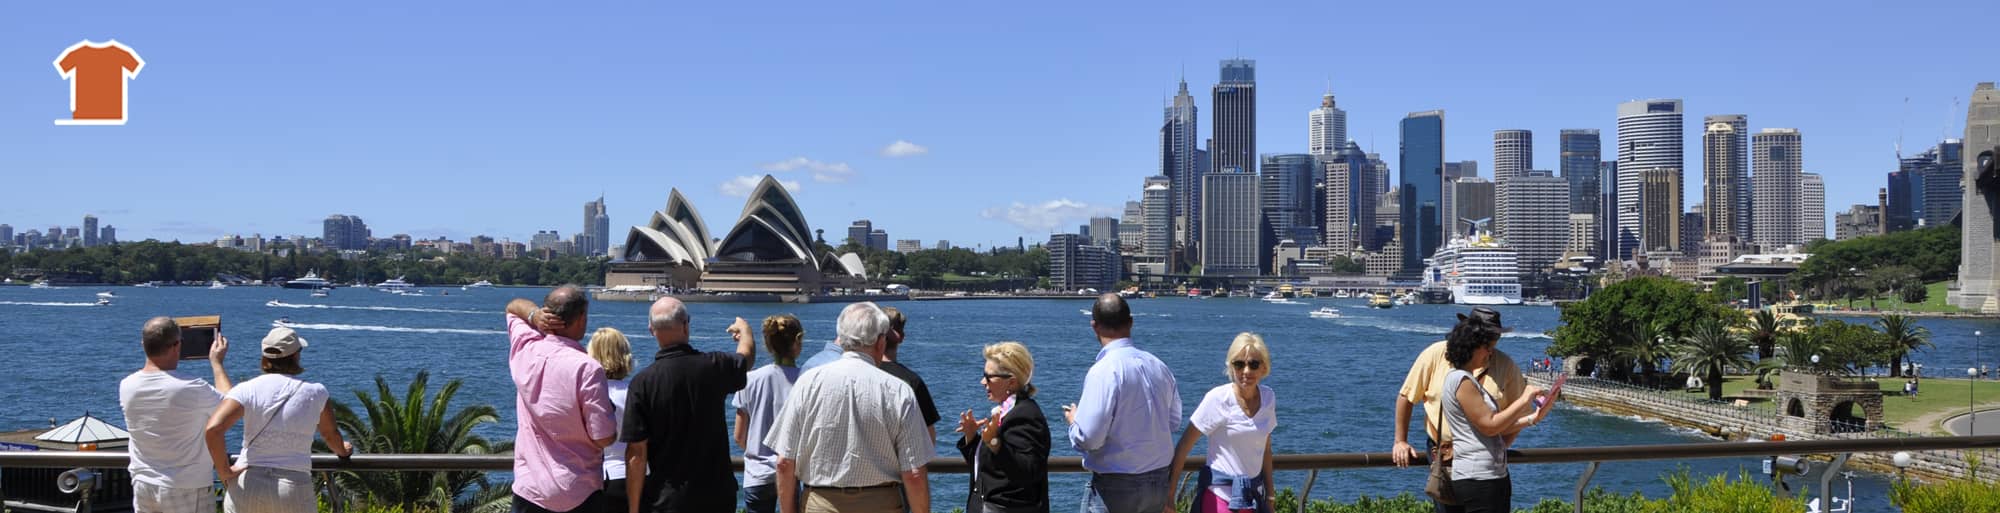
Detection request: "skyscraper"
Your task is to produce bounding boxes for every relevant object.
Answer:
[846,219,873,248]
[322,214,370,251]
[1119,201,1144,252]
[1886,168,1916,232]
[588,196,610,256]
[1449,178,1495,239]
[1142,176,1172,261]
[1322,143,1379,252]
[1639,168,1683,253]
[1599,161,1618,261]
[0,224,11,248]
[1917,140,1966,226]
[1202,166,1260,276]
[82,215,98,247]
[1210,59,1258,250]
[1502,171,1569,274]
[1259,153,1316,245]
[1753,128,1804,247]
[1560,129,1601,216]
[1400,111,1446,274]
[868,230,888,251]
[1616,99,1684,259]
[1802,172,1826,242]
[1492,129,1533,237]
[1442,160,1478,237]
[1088,216,1120,249]
[1444,161,1479,180]
[1162,77,1200,253]
[1702,115,1750,241]
[98,226,114,246]
[1309,90,1347,157]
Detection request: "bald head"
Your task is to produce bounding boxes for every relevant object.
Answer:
[648,297,691,346]
[142,316,181,358]
[1091,293,1132,331]
[543,285,589,339]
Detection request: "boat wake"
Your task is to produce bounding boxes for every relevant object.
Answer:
[266,301,485,315]
[0,300,97,307]
[1332,317,1551,339]
[275,322,503,336]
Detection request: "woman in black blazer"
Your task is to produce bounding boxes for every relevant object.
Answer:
[955,341,1051,513]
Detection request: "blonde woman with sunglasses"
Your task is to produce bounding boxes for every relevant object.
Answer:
[1163,333,1275,513]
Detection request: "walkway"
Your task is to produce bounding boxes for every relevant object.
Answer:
[1945,409,2000,435]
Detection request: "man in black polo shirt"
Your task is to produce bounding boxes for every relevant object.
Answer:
[877,306,940,439]
[622,297,754,513]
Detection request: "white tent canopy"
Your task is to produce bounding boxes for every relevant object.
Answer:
[35,413,129,444]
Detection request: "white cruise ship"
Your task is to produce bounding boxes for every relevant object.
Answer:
[1423,220,1523,305]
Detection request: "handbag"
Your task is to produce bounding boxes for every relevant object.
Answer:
[1423,401,1458,505]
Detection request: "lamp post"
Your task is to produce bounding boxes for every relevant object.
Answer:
[1971,366,1981,435]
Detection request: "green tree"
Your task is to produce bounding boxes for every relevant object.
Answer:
[1548,277,1733,382]
[1748,309,1781,362]
[1671,321,1755,401]
[1900,283,1929,304]
[323,372,510,512]
[1710,277,1749,306]
[1877,313,1934,378]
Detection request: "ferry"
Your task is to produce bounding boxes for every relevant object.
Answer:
[1309,307,1342,319]
[376,276,418,293]
[282,270,333,290]
[1422,219,1523,305]
[1368,293,1393,309]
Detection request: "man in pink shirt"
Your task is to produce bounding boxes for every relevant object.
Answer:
[507,286,618,513]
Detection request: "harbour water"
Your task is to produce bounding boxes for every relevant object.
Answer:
[7,286,1999,509]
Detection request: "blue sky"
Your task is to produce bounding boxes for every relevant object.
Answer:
[2,1,1995,250]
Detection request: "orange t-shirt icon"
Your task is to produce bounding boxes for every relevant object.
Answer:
[54,40,145,125]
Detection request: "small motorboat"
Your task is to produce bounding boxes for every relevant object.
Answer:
[1309,307,1341,319]
[133,281,158,288]
[96,291,117,299]
[272,317,291,328]
[94,298,112,306]
[208,281,227,290]
[29,281,53,289]
[266,300,284,307]
[1333,289,1352,299]
[1260,291,1286,302]
[310,289,329,298]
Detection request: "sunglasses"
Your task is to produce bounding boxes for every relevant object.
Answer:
[982,372,1015,381]
[1231,360,1263,371]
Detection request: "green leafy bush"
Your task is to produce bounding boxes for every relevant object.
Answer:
[1650,468,1805,513]
[1891,477,2000,513]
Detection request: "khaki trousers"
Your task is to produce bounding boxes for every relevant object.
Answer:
[803,485,904,513]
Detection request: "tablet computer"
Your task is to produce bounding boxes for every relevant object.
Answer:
[173,315,220,360]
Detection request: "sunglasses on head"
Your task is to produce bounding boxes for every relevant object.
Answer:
[1231,359,1263,371]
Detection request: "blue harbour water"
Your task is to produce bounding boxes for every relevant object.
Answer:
[7,286,2000,510]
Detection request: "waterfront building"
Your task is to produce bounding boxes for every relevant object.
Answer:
[1638,168,1683,253]
[530,230,563,252]
[81,215,97,248]
[0,225,11,248]
[1400,110,1446,275]
[610,175,866,294]
[1448,178,1495,239]
[1143,176,1172,261]
[1835,204,1883,241]
[1366,238,1403,277]
[1260,153,1317,248]
[1952,82,2000,311]
[1753,128,1804,247]
[1803,172,1826,242]
[322,214,371,251]
[1162,77,1201,252]
[895,239,922,254]
[1500,171,1568,274]
[1696,238,1756,278]
[1049,233,1116,291]
[1309,90,1346,157]
[1202,166,1260,276]
[1492,130,1532,238]
[1560,129,1601,218]
[1210,59,1257,261]
[1616,99,1683,259]
[1703,115,1751,241]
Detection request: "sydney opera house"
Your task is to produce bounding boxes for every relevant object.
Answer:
[604,175,870,299]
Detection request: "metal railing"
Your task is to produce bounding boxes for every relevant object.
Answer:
[6,435,2000,513]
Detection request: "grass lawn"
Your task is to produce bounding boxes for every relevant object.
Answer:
[1666,375,2000,432]
[1816,281,1964,313]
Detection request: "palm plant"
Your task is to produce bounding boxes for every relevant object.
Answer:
[1672,321,1755,401]
[1876,313,1933,378]
[1748,310,1780,362]
[319,371,511,513]
[1614,321,1670,386]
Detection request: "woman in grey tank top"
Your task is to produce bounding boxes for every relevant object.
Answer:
[1440,317,1548,513]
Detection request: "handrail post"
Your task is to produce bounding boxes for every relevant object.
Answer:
[1818,453,1850,512]
[1572,461,1599,513]
[324,471,345,513]
[1296,469,1318,513]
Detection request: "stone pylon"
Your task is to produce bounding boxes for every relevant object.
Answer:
[1951,83,2000,311]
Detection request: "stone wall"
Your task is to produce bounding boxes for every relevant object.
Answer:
[1530,374,2000,482]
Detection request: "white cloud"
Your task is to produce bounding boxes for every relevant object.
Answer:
[879,140,929,157]
[759,157,855,183]
[980,199,1115,233]
[720,175,801,198]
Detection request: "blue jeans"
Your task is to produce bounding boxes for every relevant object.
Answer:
[1080,467,1171,513]
[741,484,776,513]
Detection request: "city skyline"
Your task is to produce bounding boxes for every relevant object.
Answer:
[1,2,1993,247]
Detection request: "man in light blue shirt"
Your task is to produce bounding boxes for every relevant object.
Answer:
[1063,293,1181,513]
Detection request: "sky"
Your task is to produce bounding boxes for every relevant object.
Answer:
[2,1,1997,250]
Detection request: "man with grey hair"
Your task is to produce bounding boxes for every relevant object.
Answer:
[766,302,932,513]
[621,297,755,513]
[121,316,233,513]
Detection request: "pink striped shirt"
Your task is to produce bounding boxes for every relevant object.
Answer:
[507,315,616,511]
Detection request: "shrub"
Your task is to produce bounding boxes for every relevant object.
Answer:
[1891,476,2000,512]
[1651,468,1806,513]
[1900,283,1927,304]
